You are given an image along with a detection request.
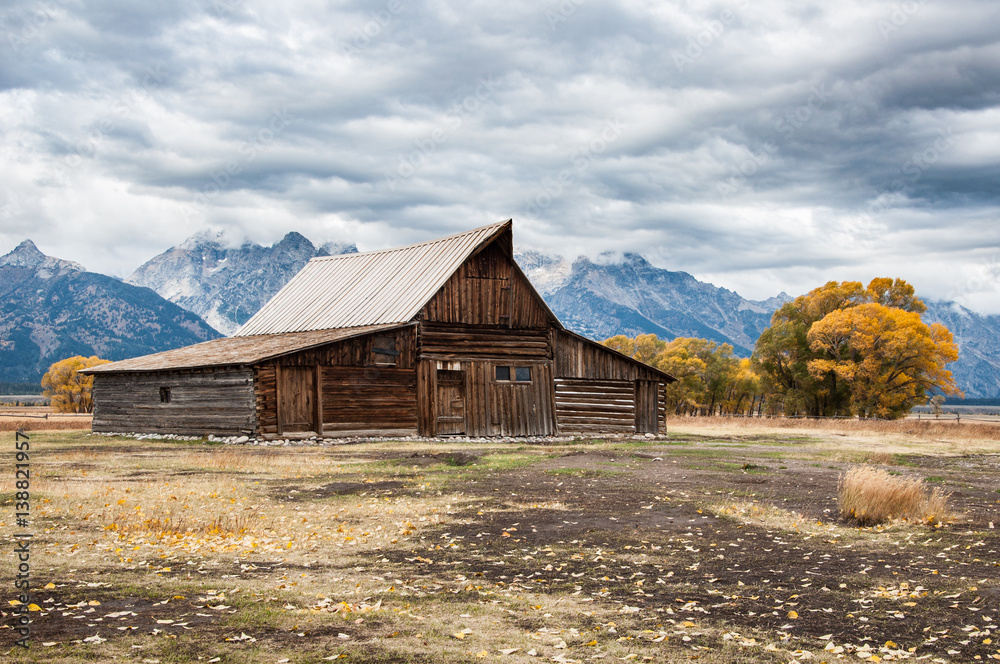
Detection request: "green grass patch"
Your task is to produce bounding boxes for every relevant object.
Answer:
[545,468,618,477]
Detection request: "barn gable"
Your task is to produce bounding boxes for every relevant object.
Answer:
[418,225,559,328]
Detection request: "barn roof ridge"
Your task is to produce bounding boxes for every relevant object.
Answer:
[308,219,512,263]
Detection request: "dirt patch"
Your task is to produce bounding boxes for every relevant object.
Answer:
[404,451,481,466]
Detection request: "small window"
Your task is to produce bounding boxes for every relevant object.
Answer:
[496,366,531,383]
[371,335,400,366]
[159,387,171,403]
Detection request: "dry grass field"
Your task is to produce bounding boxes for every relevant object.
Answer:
[2,419,999,663]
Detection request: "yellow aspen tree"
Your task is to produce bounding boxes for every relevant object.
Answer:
[41,355,111,413]
[806,303,960,418]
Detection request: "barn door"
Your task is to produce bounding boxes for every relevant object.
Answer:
[435,370,466,435]
[278,366,315,434]
[635,380,659,434]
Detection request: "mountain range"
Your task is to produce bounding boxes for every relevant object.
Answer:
[3,233,999,398]
[0,240,219,387]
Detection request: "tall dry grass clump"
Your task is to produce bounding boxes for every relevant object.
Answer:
[838,466,951,526]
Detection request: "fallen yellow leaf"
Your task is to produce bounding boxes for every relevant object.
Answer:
[787,610,798,619]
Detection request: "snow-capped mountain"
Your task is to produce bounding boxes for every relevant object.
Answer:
[127,231,357,335]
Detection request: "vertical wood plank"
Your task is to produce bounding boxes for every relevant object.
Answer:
[314,363,323,437]
[275,363,284,436]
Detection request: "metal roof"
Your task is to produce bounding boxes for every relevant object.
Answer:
[236,220,512,336]
[83,324,408,374]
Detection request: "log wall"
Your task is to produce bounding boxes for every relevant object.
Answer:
[554,378,635,434]
[91,368,256,436]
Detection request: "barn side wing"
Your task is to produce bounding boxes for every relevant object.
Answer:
[553,330,673,434]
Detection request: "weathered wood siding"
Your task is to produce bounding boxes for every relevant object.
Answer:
[254,327,419,438]
[269,327,416,369]
[635,380,659,434]
[659,382,667,433]
[416,358,556,437]
[421,238,554,328]
[554,378,635,434]
[91,368,255,436]
[554,331,664,381]
[321,366,417,435]
[419,323,550,360]
[476,360,555,437]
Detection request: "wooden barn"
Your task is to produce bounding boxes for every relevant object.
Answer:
[85,221,675,438]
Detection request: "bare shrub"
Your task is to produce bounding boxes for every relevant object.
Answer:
[838,466,951,526]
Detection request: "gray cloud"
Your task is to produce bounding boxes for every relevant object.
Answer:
[1,0,999,309]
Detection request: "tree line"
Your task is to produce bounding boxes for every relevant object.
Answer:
[604,278,962,420]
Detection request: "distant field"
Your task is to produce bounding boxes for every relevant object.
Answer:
[910,404,1000,417]
[0,406,90,432]
[0,395,48,405]
[1,420,998,662]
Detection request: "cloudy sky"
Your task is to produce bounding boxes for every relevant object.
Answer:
[2,0,999,310]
